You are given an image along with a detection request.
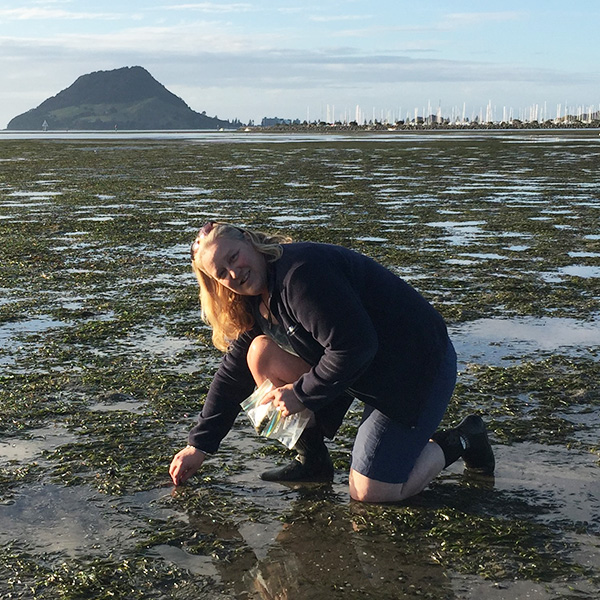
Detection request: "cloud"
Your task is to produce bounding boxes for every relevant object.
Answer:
[331,11,524,38]
[158,3,254,13]
[0,15,291,56]
[151,46,594,96]
[443,11,524,27]
[0,7,121,20]
[309,14,370,23]
[1,24,592,91]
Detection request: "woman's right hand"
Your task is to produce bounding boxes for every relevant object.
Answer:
[169,445,206,486]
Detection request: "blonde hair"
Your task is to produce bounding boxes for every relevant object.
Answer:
[191,222,291,351]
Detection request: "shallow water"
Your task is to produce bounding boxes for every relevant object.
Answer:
[451,317,600,366]
[0,130,598,599]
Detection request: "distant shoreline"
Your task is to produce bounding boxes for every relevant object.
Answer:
[1,125,599,141]
[244,121,600,134]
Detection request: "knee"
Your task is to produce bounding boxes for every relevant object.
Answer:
[348,468,366,502]
[246,335,273,373]
[247,335,311,387]
[349,486,371,503]
[348,483,386,504]
[348,469,401,503]
[247,335,272,361]
[349,468,411,503]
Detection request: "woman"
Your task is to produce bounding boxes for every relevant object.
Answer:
[169,222,494,503]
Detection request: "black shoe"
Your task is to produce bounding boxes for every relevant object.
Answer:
[260,427,334,482]
[260,456,334,482]
[456,415,495,476]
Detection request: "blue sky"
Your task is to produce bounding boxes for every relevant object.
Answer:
[1,0,599,128]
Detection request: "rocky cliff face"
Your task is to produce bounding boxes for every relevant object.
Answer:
[7,66,241,130]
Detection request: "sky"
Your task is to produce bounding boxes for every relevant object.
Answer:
[1,0,599,128]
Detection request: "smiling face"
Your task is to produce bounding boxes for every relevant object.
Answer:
[200,235,268,297]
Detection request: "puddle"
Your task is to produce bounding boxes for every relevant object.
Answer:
[0,485,174,559]
[88,399,146,414]
[451,317,600,365]
[492,442,600,528]
[0,316,68,341]
[158,187,214,197]
[451,575,598,600]
[77,216,115,222]
[7,190,63,199]
[356,236,387,243]
[0,316,69,366]
[0,424,76,464]
[271,214,331,222]
[0,484,136,555]
[458,252,507,260]
[123,327,198,360]
[569,251,600,258]
[559,265,600,278]
[446,258,478,265]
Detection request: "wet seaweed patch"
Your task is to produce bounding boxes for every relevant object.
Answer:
[344,499,587,583]
[0,372,88,433]
[43,413,176,495]
[0,134,598,599]
[449,353,600,449]
[0,541,219,600]
[235,487,596,597]
[0,464,41,505]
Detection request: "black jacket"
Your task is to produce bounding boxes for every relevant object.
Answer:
[188,242,450,453]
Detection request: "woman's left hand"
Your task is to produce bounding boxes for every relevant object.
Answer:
[261,383,304,417]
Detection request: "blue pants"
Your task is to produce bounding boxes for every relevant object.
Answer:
[350,341,457,484]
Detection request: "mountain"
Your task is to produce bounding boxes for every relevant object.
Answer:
[7,66,242,130]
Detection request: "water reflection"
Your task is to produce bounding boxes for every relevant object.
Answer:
[0,424,75,463]
[0,484,136,554]
[177,486,452,599]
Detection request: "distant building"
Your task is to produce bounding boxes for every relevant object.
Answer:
[261,117,302,127]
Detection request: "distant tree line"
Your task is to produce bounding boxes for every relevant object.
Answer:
[246,116,600,132]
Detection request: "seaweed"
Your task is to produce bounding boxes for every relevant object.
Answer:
[1,132,598,599]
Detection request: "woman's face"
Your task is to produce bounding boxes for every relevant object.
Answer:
[200,236,268,297]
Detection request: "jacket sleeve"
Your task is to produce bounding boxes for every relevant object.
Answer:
[281,261,379,412]
[187,327,260,454]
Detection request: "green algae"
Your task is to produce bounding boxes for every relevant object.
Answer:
[0,542,217,600]
[1,132,599,599]
[449,353,600,448]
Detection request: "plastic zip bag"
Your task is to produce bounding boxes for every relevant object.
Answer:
[241,379,311,449]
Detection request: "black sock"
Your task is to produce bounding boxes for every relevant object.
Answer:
[431,428,468,468]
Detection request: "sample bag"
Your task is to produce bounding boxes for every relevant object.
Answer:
[241,379,311,449]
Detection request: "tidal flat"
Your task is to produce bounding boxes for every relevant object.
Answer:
[0,129,599,599]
